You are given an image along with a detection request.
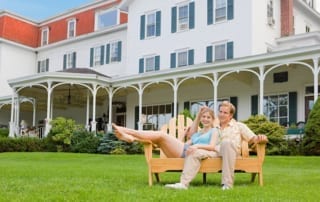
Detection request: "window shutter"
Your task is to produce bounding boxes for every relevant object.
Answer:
[206,46,213,63]
[207,0,213,25]
[171,7,177,33]
[139,58,144,73]
[156,11,161,36]
[170,53,176,68]
[134,106,139,130]
[230,96,238,120]
[37,61,41,73]
[184,101,190,111]
[72,52,76,68]
[117,41,122,62]
[251,95,258,115]
[189,2,195,29]
[227,41,234,59]
[227,0,234,20]
[90,48,94,67]
[45,59,49,72]
[140,15,145,40]
[188,49,194,65]
[100,45,105,65]
[155,55,160,71]
[106,44,110,64]
[63,54,67,70]
[289,92,297,125]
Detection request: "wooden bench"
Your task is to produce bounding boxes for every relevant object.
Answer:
[143,115,267,186]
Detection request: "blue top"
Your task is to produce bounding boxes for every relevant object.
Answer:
[191,128,215,145]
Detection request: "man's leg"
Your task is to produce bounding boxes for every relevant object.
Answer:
[220,140,238,188]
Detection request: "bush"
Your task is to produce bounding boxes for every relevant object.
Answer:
[243,115,288,155]
[0,128,9,138]
[302,98,320,155]
[70,129,101,153]
[97,133,143,154]
[0,137,47,152]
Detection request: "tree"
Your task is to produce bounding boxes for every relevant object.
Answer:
[302,98,320,155]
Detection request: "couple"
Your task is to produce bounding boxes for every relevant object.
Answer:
[112,101,268,190]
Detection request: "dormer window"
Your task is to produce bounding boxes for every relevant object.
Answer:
[41,27,49,46]
[96,9,118,30]
[67,19,76,38]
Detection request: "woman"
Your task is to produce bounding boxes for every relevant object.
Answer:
[112,106,219,189]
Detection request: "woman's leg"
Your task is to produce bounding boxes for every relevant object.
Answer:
[112,124,185,158]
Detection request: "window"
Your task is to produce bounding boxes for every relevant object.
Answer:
[216,0,227,22]
[107,41,121,63]
[306,25,310,32]
[63,52,76,69]
[90,45,105,67]
[141,104,172,130]
[263,94,288,126]
[206,41,233,63]
[67,19,76,38]
[140,11,161,39]
[37,59,49,73]
[139,55,160,73]
[178,4,189,31]
[146,13,156,37]
[170,49,194,68]
[96,9,118,30]
[207,0,233,25]
[171,2,194,33]
[41,28,49,46]
[267,0,275,25]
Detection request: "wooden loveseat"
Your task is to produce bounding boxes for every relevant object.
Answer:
[143,115,267,186]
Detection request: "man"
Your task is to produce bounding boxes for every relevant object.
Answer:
[189,101,268,190]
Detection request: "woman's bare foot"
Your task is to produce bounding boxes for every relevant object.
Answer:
[112,123,135,143]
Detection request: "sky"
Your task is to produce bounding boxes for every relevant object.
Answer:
[0,0,320,22]
[0,0,93,21]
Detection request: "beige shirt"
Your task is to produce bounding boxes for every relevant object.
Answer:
[216,119,256,154]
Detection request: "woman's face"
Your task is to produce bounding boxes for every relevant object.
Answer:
[200,111,213,127]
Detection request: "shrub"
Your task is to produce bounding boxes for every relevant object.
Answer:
[0,137,46,152]
[70,129,101,153]
[242,115,288,155]
[302,98,320,155]
[0,128,9,138]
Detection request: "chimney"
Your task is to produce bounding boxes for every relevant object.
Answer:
[281,0,294,37]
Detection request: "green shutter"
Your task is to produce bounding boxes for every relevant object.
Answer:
[170,53,176,68]
[171,7,177,33]
[206,46,213,63]
[230,96,238,119]
[37,61,41,73]
[184,101,190,111]
[189,2,195,29]
[156,11,161,36]
[46,59,49,71]
[140,15,145,40]
[72,52,76,68]
[139,58,144,73]
[251,95,258,115]
[188,49,194,65]
[289,92,297,125]
[106,44,110,64]
[227,41,234,59]
[118,41,122,62]
[63,54,67,70]
[155,56,160,71]
[100,45,104,65]
[227,0,234,20]
[90,48,94,67]
[207,0,213,25]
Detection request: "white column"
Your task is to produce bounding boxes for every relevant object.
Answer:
[138,83,143,130]
[173,78,178,118]
[213,72,218,113]
[91,84,97,132]
[313,58,319,102]
[9,88,16,137]
[86,90,90,131]
[32,98,36,126]
[259,65,265,115]
[108,87,113,132]
[44,82,52,137]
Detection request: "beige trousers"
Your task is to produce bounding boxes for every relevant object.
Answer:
[180,149,218,186]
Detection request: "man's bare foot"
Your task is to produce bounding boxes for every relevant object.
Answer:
[112,123,135,143]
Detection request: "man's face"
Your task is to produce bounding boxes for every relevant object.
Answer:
[218,106,233,124]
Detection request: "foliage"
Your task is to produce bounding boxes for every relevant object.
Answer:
[70,129,101,153]
[302,98,320,155]
[0,128,9,138]
[0,137,46,152]
[242,115,288,155]
[97,133,143,154]
[48,117,82,151]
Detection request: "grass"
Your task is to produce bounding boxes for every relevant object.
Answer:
[0,153,319,202]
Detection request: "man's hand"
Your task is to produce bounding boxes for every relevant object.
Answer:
[254,134,268,144]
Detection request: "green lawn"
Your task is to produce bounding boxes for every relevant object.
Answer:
[0,153,319,202]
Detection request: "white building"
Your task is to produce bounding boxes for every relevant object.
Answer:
[0,0,319,137]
